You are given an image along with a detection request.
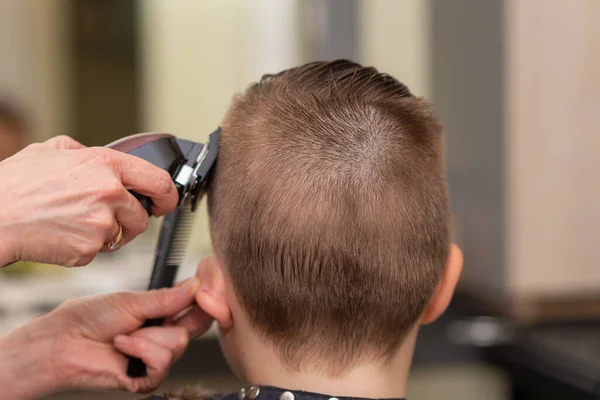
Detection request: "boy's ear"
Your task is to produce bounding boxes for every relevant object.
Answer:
[420,243,463,325]
[195,254,233,330]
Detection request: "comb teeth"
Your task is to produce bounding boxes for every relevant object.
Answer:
[148,205,196,290]
[165,207,194,265]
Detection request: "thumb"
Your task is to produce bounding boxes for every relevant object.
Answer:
[123,278,199,321]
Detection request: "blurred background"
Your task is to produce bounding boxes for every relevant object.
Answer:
[0,0,599,399]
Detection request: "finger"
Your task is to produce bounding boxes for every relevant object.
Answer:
[162,278,198,322]
[172,277,196,289]
[100,218,122,253]
[95,148,178,216]
[44,135,87,150]
[114,191,149,245]
[113,335,173,393]
[130,326,189,361]
[73,254,97,267]
[117,278,199,322]
[172,305,214,338]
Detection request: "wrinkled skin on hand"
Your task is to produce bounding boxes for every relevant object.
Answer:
[0,135,179,267]
[0,279,213,399]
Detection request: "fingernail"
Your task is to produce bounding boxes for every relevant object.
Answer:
[179,277,200,294]
[115,335,132,345]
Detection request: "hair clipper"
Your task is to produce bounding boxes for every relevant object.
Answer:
[105,128,220,377]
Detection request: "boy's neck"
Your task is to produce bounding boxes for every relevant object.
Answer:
[240,331,417,399]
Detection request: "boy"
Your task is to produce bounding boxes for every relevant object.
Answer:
[151,60,463,400]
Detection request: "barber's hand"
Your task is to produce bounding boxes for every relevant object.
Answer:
[0,279,214,399]
[0,135,179,267]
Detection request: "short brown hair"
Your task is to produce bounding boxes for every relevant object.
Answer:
[208,60,449,373]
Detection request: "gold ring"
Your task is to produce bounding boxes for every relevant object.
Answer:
[104,222,123,250]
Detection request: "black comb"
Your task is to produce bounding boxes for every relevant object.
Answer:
[126,205,195,377]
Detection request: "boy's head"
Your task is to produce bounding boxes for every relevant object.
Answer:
[195,60,462,379]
